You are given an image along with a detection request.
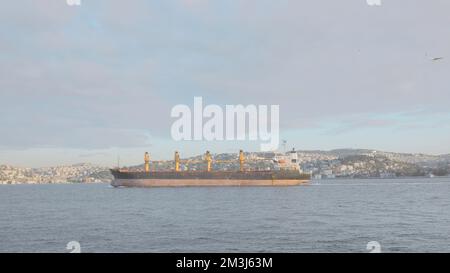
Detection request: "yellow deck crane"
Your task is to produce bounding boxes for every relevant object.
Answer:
[239,149,245,172]
[144,152,150,173]
[174,151,180,172]
[145,150,247,172]
[205,151,212,172]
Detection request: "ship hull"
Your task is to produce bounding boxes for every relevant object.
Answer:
[111,178,308,187]
[110,169,310,187]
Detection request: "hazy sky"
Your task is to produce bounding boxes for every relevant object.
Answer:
[1,0,450,167]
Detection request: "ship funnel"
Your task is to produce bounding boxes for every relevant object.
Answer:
[290,148,298,164]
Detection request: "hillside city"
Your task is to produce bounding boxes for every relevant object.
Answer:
[1,149,449,184]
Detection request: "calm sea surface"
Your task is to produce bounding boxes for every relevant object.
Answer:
[1,178,449,253]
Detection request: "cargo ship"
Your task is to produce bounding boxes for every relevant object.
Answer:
[110,150,310,187]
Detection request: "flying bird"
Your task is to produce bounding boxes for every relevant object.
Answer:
[432,57,444,61]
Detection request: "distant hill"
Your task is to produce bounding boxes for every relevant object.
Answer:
[1,149,449,183]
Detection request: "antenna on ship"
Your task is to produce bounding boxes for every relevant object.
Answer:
[117,155,120,169]
[282,140,287,153]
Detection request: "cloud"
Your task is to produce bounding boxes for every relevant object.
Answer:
[328,119,398,135]
[1,0,450,154]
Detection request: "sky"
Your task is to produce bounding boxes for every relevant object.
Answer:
[1,0,450,167]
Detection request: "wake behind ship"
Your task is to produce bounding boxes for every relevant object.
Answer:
[110,150,310,187]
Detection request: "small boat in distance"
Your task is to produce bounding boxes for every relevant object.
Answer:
[110,150,310,187]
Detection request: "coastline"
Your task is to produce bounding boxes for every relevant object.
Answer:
[2,176,449,185]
